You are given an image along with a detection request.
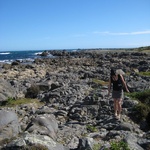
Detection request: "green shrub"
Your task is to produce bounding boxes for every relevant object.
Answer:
[86,125,98,132]
[132,102,150,122]
[107,141,130,150]
[126,89,150,106]
[93,143,101,150]
[126,90,150,124]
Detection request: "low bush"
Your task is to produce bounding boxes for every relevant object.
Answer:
[126,90,150,125]
[132,102,150,122]
[103,140,130,150]
[126,89,150,106]
[86,125,98,132]
[93,143,101,150]
[109,140,130,150]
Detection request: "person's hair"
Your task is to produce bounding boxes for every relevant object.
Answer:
[110,69,116,76]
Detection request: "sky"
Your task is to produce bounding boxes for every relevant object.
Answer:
[0,0,150,51]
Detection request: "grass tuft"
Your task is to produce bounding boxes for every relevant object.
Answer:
[93,79,109,86]
[138,71,150,76]
[86,125,98,132]
[1,98,44,107]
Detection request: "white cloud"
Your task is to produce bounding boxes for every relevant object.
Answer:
[130,30,150,35]
[93,30,150,35]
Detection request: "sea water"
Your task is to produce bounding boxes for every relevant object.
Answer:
[0,49,79,63]
[0,50,49,63]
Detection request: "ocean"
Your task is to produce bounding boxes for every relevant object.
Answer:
[0,49,80,63]
[0,50,51,63]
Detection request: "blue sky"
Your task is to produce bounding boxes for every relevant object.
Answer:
[0,0,150,51]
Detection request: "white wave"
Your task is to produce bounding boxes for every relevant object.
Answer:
[25,58,34,61]
[34,52,43,55]
[16,58,34,62]
[0,58,34,64]
[0,60,12,64]
[34,51,53,57]
[0,52,10,55]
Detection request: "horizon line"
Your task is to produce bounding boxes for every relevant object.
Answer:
[0,45,150,52]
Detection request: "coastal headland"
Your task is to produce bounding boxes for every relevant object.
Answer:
[0,46,150,149]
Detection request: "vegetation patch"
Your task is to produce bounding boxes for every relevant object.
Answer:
[132,102,150,122]
[135,46,150,52]
[138,71,150,76]
[86,125,98,132]
[92,143,101,150]
[93,79,109,86]
[126,89,150,105]
[108,140,130,150]
[126,90,150,125]
[1,98,44,107]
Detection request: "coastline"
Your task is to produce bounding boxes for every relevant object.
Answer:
[0,48,150,149]
[0,46,149,64]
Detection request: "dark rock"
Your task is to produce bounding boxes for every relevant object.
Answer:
[146,112,150,128]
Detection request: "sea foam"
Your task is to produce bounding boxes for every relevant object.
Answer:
[0,52,10,55]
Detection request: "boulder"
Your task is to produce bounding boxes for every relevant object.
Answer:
[0,110,20,141]
[25,114,58,140]
[124,133,144,150]
[0,79,16,103]
[4,133,69,150]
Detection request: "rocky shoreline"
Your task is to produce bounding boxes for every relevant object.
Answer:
[0,50,150,150]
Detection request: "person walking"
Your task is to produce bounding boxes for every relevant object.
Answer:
[108,69,129,119]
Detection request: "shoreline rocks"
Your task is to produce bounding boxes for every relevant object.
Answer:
[0,50,150,149]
